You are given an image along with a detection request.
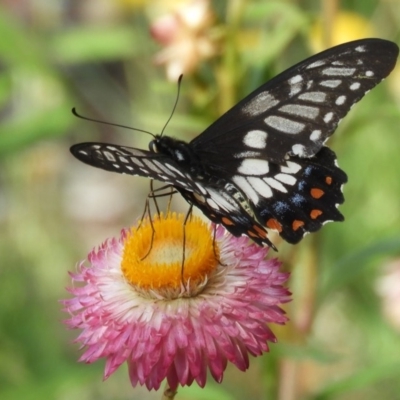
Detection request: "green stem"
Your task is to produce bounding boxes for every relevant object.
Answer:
[161,383,177,400]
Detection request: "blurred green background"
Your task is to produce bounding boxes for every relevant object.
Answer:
[1,0,400,399]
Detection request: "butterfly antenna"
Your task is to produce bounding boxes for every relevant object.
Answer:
[160,74,183,138]
[72,108,156,138]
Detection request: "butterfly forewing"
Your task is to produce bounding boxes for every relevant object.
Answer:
[191,39,399,165]
[70,143,202,194]
[70,38,399,248]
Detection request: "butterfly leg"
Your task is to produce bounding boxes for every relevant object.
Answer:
[139,200,156,261]
[181,204,194,282]
[212,225,227,266]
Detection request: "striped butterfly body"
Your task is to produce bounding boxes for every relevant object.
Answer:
[71,39,398,249]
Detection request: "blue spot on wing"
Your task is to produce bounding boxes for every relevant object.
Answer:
[273,201,290,215]
[291,194,305,206]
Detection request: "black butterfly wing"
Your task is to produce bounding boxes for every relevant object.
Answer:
[185,38,397,244]
[180,146,347,246]
[70,143,202,193]
[191,38,399,167]
[176,185,277,249]
[245,146,348,243]
[71,142,278,247]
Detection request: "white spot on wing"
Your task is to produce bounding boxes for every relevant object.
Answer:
[322,67,356,76]
[174,151,184,161]
[310,130,321,141]
[264,116,305,134]
[154,160,176,177]
[206,197,219,210]
[356,45,366,52]
[291,144,306,156]
[324,112,334,123]
[298,91,327,102]
[176,180,188,188]
[289,75,303,96]
[247,177,273,198]
[366,70,374,77]
[143,159,162,173]
[279,104,319,119]
[234,151,261,158]
[238,159,270,175]
[164,163,185,177]
[193,192,206,204]
[264,177,287,193]
[195,183,208,196]
[104,151,117,162]
[130,157,145,167]
[306,60,325,69]
[335,95,346,105]
[232,176,260,204]
[280,161,301,174]
[320,80,342,88]
[274,173,296,186]
[350,82,361,90]
[243,130,268,149]
[241,91,279,116]
[290,75,303,84]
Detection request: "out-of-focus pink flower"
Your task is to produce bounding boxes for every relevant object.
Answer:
[376,259,400,332]
[62,213,290,390]
[150,0,218,81]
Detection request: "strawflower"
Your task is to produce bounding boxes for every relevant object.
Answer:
[62,213,290,392]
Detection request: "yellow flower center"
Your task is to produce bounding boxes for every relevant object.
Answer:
[121,213,219,296]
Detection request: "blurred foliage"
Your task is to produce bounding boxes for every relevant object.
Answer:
[0,0,399,399]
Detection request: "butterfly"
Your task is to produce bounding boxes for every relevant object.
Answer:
[71,38,399,249]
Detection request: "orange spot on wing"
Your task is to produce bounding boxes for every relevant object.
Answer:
[247,230,258,238]
[221,217,235,226]
[310,209,323,219]
[292,220,305,231]
[253,225,268,238]
[311,188,324,199]
[325,176,332,185]
[266,218,283,232]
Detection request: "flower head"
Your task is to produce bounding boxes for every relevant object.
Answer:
[62,213,290,390]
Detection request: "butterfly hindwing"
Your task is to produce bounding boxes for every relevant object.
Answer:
[250,147,348,243]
